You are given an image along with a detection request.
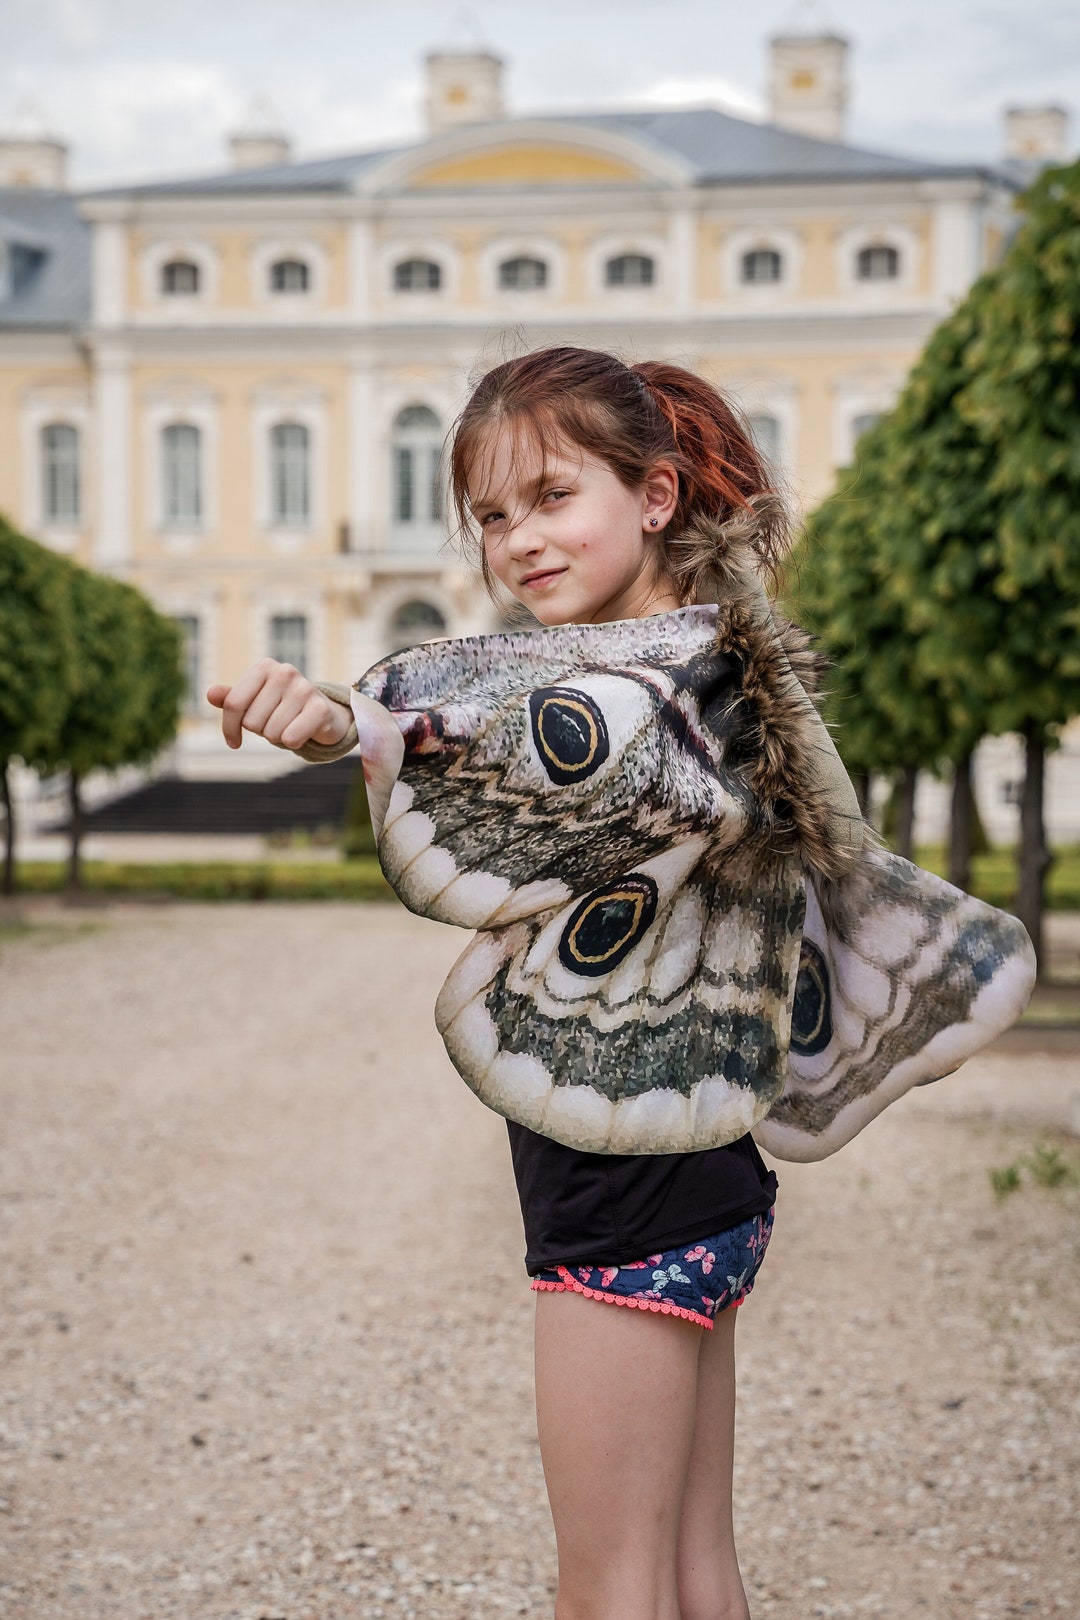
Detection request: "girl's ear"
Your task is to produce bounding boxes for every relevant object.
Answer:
[642,461,679,532]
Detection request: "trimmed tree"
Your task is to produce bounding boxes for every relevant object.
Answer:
[789,418,974,863]
[36,568,145,889]
[956,157,1080,961]
[0,518,76,895]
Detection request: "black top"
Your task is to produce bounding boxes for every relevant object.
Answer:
[507,1122,778,1275]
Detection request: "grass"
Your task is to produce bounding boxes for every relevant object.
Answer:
[4,843,1080,909]
[988,1142,1080,1200]
[914,844,1080,911]
[9,858,393,903]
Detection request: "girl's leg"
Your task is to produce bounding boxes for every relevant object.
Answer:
[676,1306,751,1620]
[534,1289,711,1620]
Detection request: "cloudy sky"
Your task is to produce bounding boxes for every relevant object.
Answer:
[3,0,1078,187]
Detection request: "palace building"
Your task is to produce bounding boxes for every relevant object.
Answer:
[0,31,1073,832]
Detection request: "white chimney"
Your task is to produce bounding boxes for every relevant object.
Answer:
[768,32,849,143]
[1004,106,1069,163]
[0,101,68,189]
[424,51,505,134]
[228,97,291,170]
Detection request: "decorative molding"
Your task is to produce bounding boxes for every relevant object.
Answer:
[248,236,328,311]
[721,223,804,300]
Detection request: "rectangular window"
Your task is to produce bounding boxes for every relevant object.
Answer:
[42,423,80,524]
[395,445,414,522]
[172,614,201,716]
[269,613,308,676]
[270,422,310,525]
[162,423,202,525]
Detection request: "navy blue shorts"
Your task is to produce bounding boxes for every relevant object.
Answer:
[531,1208,774,1330]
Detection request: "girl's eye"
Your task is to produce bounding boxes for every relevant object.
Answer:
[480,511,506,528]
[544,488,570,505]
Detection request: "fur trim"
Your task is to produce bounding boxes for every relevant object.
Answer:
[669,500,870,880]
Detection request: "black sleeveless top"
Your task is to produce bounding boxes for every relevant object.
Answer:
[507,1123,778,1275]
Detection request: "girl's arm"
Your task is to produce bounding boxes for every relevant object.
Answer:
[206,660,404,842]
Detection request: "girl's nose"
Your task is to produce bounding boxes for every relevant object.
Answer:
[504,513,544,557]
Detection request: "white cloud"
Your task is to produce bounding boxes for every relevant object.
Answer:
[632,75,764,120]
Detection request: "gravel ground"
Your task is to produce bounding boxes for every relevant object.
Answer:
[0,900,1077,1620]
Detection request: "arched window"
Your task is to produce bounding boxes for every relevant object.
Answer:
[161,259,200,296]
[391,405,442,530]
[394,258,442,292]
[498,256,547,291]
[270,422,310,525]
[389,599,447,651]
[269,613,308,676]
[747,413,782,467]
[740,248,783,285]
[856,244,900,281]
[161,424,202,525]
[605,253,655,287]
[269,258,309,294]
[41,423,80,524]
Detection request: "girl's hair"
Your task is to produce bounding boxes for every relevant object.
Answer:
[449,345,787,604]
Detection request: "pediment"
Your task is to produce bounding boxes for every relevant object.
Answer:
[356,120,690,196]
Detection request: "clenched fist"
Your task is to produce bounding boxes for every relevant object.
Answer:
[207,659,404,840]
[207,659,351,752]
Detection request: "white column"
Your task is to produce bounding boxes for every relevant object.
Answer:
[93,348,132,568]
[932,198,975,306]
[670,206,696,317]
[347,218,374,320]
[92,219,128,328]
[347,357,378,553]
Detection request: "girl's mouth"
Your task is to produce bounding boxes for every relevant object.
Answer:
[522,568,567,590]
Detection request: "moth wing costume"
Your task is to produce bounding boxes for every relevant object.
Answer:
[306,525,1035,1163]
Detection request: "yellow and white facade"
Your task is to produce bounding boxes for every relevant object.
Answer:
[0,36,1035,800]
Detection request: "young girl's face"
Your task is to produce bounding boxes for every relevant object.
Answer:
[469,429,680,626]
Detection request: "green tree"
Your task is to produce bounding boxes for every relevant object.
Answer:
[789,419,970,862]
[36,567,145,889]
[0,517,76,894]
[956,158,1080,960]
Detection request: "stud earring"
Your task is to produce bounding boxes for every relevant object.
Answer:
[649,517,658,528]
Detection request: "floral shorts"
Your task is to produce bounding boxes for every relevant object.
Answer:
[531,1207,774,1330]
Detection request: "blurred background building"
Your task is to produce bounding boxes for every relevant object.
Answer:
[0,28,1072,835]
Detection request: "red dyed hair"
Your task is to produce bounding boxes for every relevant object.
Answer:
[449,346,786,602]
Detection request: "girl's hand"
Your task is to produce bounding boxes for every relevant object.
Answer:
[207,659,352,751]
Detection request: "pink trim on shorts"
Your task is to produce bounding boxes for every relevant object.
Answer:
[531,1264,715,1329]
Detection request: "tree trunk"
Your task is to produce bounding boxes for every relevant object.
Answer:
[852,771,871,819]
[67,773,84,892]
[1016,728,1051,973]
[948,752,974,893]
[894,764,918,862]
[1,762,15,897]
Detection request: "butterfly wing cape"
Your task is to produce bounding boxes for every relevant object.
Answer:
[350,588,1035,1163]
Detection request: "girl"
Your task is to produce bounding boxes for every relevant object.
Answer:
[206,349,863,1620]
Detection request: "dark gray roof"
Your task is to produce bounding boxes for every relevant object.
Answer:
[0,189,90,327]
[574,107,1004,185]
[83,105,1006,200]
[84,144,400,198]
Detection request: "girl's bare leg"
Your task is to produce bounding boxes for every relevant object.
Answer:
[534,1289,747,1620]
[677,1306,751,1620]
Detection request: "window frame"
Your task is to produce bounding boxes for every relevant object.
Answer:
[268,420,312,528]
[604,252,656,288]
[40,421,81,527]
[269,257,310,295]
[160,421,204,528]
[497,254,549,292]
[392,257,443,293]
[740,247,783,286]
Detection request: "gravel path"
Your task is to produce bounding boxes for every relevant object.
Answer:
[1,901,1077,1620]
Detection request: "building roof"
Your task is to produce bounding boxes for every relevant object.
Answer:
[0,188,90,327]
[84,105,1005,199]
